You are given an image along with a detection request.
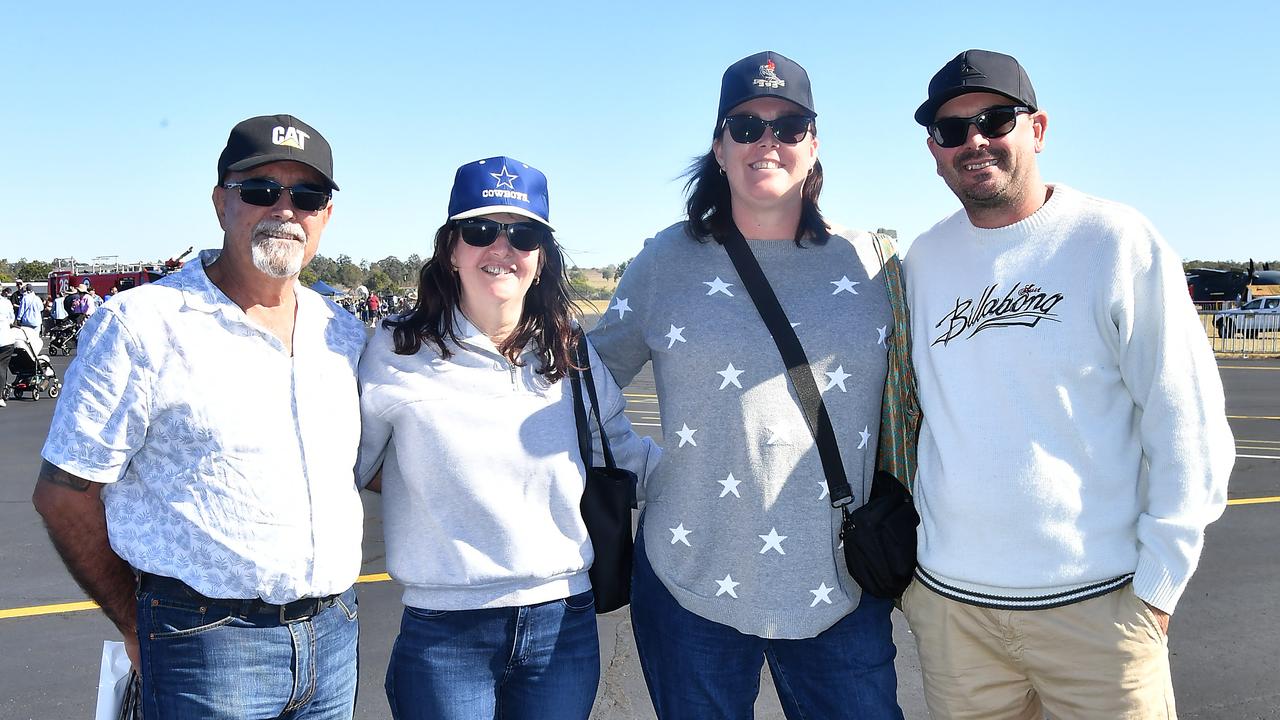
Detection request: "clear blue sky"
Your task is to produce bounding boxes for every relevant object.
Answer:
[4,2,1276,268]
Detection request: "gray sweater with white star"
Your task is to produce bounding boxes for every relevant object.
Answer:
[590,222,891,639]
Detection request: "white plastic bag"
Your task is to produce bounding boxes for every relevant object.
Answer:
[94,641,133,720]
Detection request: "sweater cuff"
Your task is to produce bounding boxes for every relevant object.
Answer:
[1133,554,1185,614]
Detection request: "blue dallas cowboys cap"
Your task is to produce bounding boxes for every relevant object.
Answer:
[447,156,553,230]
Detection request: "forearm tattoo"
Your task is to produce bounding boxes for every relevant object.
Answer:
[38,461,92,491]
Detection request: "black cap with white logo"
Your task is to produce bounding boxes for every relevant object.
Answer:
[914,49,1038,126]
[717,51,816,125]
[217,114,339,190]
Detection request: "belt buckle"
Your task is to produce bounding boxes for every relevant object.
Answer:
[279,598,320,625]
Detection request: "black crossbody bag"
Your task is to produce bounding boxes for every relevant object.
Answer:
[569,331,636,614]
[721,228,919,599]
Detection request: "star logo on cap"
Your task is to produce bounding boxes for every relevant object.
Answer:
[959,62,984,79]
[490,165,519,190]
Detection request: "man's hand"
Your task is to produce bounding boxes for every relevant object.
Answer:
[32,461,139,658]
[1143,601,1171,636]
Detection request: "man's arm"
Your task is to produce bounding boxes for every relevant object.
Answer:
[31,461,139,661]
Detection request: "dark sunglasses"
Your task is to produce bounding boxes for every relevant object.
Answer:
[456,218,551,252]
[221,178,332,212]
[721,114,813,144]
[928,105,1032,148]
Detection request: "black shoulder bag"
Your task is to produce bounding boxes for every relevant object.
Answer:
[569,331,637,614]
[721,228,919,599]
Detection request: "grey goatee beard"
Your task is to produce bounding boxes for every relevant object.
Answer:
[251,220,307,278]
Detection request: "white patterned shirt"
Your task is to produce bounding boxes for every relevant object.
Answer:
[42,250,368,603]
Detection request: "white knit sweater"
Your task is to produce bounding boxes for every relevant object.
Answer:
[904,184,1234,613]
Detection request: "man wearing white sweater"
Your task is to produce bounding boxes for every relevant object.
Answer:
[901,49,1235,719]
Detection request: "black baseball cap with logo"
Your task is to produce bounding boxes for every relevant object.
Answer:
[217,114,339,190]
[717,51,816,125]
[914,49,1038,126]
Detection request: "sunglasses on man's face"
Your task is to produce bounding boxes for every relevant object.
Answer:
[721,114,814,144]
[456,218,551,252]
[222,178,332,212]
[927,105,1032,148]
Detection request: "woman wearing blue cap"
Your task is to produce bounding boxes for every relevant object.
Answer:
[356,156,660,720]
[590,52,913,718]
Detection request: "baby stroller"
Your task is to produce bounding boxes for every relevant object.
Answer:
[45,317,81,356]
[5,327,62,402]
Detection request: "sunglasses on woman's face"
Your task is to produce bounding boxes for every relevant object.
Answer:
[221,178,332,212]
[456,218,551,252]
[927,105,1032,148]
[721,114,813,144]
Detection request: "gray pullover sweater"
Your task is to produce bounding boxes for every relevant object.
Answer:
[590,222,890,638]
[357,311,660,610]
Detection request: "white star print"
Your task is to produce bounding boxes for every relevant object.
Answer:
[758,527,787,555]
[876,325,889,346]
[831,276,860,295]
[610,297,631,319]
[669,523,692,546]
[665,325,687,349]
[790,322,800,328]
[765,425,785,445]
[823,365,851,392]
[704,277,735,297]
[718,473,741,498]
[715,574,740,598]
[675,424,698,447]
[490,165,519,189]
[810,582,835,607]
[858,425,871,450]
[817,480,829,500]
[717,363,744,390]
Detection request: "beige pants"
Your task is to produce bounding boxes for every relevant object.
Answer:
[902,580,1176,719]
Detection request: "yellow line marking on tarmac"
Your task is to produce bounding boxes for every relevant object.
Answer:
[1237,439,1280,444]
[632,422,662,428]
[1228,415,1280,420]
[1,573,397,621]
[624,393,658,399]
[0,600,98,620]
[1228,496,1280,506]
[1237,454,1280,460]
[1219,365,1280,370]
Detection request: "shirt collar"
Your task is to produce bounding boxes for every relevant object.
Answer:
[179,249,305,317]
[449,306,536,359]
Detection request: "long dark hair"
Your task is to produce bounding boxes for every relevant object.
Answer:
[385,220,580,382]
[684,120,830,246]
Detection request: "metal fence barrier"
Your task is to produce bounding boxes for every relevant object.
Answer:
[1197,302,1280,356]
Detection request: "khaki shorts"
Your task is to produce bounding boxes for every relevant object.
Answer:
[901,579,1176,720]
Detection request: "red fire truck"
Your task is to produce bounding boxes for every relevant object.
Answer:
[47,249,192,296]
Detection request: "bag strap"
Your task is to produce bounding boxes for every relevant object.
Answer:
[721,227,854,509]
[569,329,618,470]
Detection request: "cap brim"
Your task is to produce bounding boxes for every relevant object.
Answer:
[449,205,554,232]
[914,87,1032,126]
[225,155,340,191]
[721,95,817,122]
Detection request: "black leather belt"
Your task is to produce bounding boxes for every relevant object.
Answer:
[138,572,342,625]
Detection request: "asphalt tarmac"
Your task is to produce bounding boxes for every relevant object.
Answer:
[1,348,1276,719]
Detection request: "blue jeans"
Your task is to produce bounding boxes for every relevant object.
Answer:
[136,582,359,720]
[385,590,601,720]
[631,529,904,720]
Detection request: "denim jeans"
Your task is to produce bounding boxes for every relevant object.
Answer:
[631,528,904,720]
[385,590,601,720]
[136,583,359,720]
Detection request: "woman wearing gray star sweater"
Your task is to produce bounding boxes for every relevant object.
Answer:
[590,52,906,719]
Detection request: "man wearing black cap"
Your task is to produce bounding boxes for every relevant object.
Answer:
[33,115,367,718]
[899,50,1235,718]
